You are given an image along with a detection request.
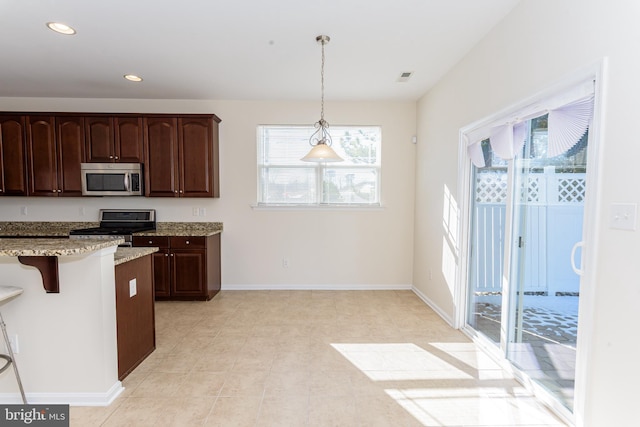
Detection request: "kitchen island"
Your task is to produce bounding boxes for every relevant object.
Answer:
[0,238,157,405]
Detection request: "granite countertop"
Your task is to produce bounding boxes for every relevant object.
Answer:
[0,237,124,256]
[114,247,159,266]
[0,221,223,237]
[0,222,97,237]
[135,222,223,237]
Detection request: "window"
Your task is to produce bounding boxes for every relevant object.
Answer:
[257,125,381,206]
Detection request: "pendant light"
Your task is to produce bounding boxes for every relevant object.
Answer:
[301,35,343,162]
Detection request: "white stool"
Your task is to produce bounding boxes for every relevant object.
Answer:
[0,286,27,404]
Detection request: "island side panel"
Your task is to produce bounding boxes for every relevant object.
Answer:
[0,248,121,404]
[114,254,155,380]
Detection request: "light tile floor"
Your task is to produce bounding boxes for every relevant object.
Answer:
[71,290,568,426]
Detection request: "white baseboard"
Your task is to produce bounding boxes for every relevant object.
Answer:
[0,382,124,406]
[222,283,412,291]
[411,286,455,327]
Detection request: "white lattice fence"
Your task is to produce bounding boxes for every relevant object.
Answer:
[472,170,585,294]
[475,171,586,205]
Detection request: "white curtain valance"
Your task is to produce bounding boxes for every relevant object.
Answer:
[488,122,527,161]
[467,137,485,168]
[466,88,594,167]
[547,95,594,157]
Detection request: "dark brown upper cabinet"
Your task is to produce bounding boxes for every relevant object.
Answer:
[144,117,179,197]
[85,116,144,163]
[26,115,85,196]
[3,111,219,198]
[144,115,219,198]
[0,115,28,196]
[179,117,218,197]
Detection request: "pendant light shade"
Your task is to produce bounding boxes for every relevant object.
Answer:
[301,141,343,162]
[302,35,343,162]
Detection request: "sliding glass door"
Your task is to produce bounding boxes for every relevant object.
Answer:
[467,140,508,346]
[466,113,588,411]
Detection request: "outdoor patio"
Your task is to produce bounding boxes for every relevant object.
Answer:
[471,295,579,408]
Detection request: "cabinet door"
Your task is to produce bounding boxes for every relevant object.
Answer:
[85,116,115,162]
[56,116,85,196]
[115,117,144,163]
[153,250,171,298]
[144,117,179,197]
[171,250,206,296]
[26,116,59,196]
[132,236,171,298]
[178,117,214,197]
[0,115,27,196]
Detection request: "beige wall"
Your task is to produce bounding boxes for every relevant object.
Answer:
[414,0,640,425]
[0,98,416,288]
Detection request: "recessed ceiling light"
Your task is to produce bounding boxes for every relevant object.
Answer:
[46,22,76,35]
[124,74,143,82]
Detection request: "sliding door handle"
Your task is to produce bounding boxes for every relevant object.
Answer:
[571,241,584,276]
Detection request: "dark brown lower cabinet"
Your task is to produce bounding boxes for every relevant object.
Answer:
[133,234,221,301]
[114,254,155,380]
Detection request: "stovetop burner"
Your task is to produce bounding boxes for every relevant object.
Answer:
[69,209,156,239]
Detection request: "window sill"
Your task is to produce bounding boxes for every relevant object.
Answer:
[251,203,385,211]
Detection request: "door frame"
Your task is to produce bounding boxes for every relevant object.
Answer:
[454,59,608,425]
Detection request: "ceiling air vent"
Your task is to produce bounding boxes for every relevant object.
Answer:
[397,71,413,83]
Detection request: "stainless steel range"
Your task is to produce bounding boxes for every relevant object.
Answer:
[70,209,156,247]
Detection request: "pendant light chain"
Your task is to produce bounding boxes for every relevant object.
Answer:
[320,37,325,124]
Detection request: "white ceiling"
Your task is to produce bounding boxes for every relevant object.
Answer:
[1,0,520,101]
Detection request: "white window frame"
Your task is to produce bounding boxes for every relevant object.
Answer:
[256,125,382,208]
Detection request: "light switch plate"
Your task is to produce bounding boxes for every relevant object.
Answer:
[129,278,137,297]
[610,203,637,230]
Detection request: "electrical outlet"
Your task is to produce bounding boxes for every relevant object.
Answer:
[192,207,199,216]
[20,206,27,216]
[129,278,137,297]
[199,207,206,216]
[282,258,289,268]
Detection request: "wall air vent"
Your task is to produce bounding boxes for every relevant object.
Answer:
[397,71,413,82]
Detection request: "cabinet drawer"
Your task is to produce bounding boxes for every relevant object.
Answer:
[169,236,205,249]
[133,236,169,248]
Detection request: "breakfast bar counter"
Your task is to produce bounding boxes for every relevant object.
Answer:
[0,237,150,405]
[0,237,125,256]
[0,222,97,237]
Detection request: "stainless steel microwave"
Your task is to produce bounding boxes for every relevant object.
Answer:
[81,163,143,196]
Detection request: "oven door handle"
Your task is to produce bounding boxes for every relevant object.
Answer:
[124,173,130,191]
